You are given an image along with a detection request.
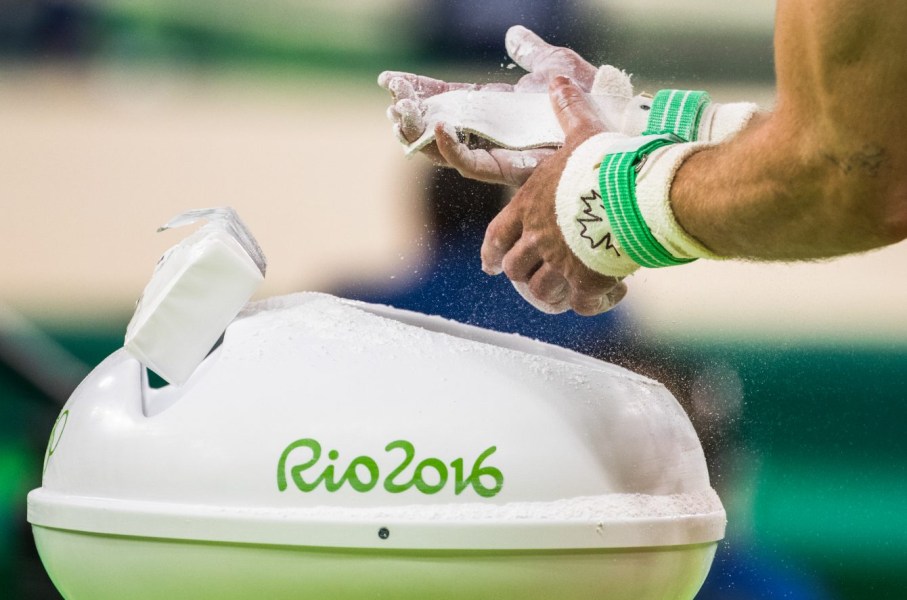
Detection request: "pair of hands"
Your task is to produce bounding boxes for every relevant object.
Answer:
[380,26,627,315]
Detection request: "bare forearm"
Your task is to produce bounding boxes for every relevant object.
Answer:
[671,0,907,261]
[672,113,905,260]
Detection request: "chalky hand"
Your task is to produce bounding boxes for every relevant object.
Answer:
[378,25,601,185]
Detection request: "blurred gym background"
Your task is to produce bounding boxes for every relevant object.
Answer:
[1,1,905,598]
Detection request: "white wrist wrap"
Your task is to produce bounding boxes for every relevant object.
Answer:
[553,87,758,274]
[635,143,719,260]
[699,102,759,143]
[555,133,641,278]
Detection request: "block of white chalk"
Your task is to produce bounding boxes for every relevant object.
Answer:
[125,208,266,385]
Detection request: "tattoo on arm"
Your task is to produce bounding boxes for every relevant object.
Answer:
[823,144,886,177]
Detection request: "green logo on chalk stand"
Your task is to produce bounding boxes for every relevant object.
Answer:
[277,438,504,498]
[43,410,69,474]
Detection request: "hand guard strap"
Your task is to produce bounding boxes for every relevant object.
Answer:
[598,134,698,268]
[644,89,711,141]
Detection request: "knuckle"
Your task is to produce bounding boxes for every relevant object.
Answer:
[531,277,564,303]
[527,286,544,301]
[396,98,418,116]
[550,47,579,64]
[501,256,516,278]
[568,264,612,291]
[482,237,507,263]
[571,277,598,296]
[528,277,547,299]
[521,231,542,248]
[552,91,582,116]
[571,294,605,316]
[444,144,469,169]
[453,152,481,176]
[607,283,628,305]
[501,256,526,282]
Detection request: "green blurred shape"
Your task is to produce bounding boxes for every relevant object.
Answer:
[690,342,907,598]
[754,458,906,570]
[94,0,423,74]
[0,441,31,544]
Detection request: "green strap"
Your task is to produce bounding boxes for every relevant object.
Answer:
[593,89,710,268]
[598,134,697,268]
[644,89,710,141]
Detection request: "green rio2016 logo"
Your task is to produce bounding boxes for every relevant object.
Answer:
[277,438,504,498]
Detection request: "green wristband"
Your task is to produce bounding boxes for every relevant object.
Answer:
[644,90,711,141]
[593,90,710,268]
[598,134,697,269]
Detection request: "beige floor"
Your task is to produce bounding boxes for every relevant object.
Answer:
[1,66,905,342]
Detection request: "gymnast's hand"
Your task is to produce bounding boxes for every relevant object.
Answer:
[378,25,597,185]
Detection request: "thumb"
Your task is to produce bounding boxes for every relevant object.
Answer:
[549,76,604,140]
[505,25,552,72]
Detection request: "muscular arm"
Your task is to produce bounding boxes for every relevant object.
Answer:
[673,0,907,260]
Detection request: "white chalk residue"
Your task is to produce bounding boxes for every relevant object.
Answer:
[512,154,538,170]
[236,292,655,386]
[265,489,724,522]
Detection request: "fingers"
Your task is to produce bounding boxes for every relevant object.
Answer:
[394,98,424,143]
[387,77,416,102]
[501,148,556,184]
[608,281,629,306]
[501,238,627,316]
[381,72,522,150]
[435,123,493,181]
[505,25,555,72]
[549,76,605,140]
[527,263,570,306]
[504,254,628,316]
[377,70,399,90]
[511,280,570,314]
[501,236,542,283]
[379,71,502,99]
[388,100,424,145]
[381,75,426,144]
[511,71,549,93]
[379,71,453,98]
[505,26,597,90]
[434,123,551,186]
[501,251,628,316]
[417,143,448,166]
[569,278,628,316]
[481,204,523,275]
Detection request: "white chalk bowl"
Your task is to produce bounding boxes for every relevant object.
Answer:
[29,293,724,600]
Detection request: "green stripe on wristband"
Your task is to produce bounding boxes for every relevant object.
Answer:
[598,134,697,268]
[644,90,710,141]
